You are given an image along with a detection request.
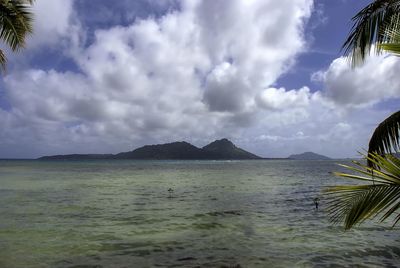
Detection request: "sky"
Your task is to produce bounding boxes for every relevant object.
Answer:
[1,0,399,159]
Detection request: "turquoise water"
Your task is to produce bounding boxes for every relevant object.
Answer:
[0,160,399,267]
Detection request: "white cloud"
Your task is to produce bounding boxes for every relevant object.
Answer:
[256,86,314,110]
[203,62,250,112]
[196,0,313,112]
[244,98,389,158]
[0,0,315,158]
[1,0,398,159]
[314,55,400,107]
[28,0,77,48]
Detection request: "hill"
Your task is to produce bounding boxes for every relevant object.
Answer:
[287,152,331,160]
[115,141,211,160]
[202,138,261,159]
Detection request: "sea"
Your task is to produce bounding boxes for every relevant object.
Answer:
[0,160,399,268]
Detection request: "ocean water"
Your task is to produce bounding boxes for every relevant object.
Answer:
[0,160,399,268]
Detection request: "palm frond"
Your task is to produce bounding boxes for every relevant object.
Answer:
[0,0,34,51]
[368,110,400,167]
[0,0,34,71]
[326,184,400,228]
[378,24,400,53]
[379,42,400,53]
[326,152,400,229]
[0,48,6,71]
[342,0,400,66]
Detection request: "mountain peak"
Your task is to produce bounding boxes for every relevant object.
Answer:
[202,138,261,159]
[204,138,234,149]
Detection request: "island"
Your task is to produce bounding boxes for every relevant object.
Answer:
[39,138,262,160]
[287,152,331,160]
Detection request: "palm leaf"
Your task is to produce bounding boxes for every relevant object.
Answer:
[0,48,6,70]
[0,0,33,50]
[368,111,400,167]
[0,0,33,71]
[326,152,400,229]
[326,185,400,227]
[380,42,400,53]
[342,0,400,66]
[377,23,400,53]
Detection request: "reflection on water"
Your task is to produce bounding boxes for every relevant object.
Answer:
[0,160,399,267]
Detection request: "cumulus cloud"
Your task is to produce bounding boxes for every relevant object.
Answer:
[203,62,249,112]
[29,0,77,48]
[197,0,313,112]
[1,0,397,159]
[0,0,315,158]
[256,86,315,110]
[314,55,400,107]
[244,96,389,158]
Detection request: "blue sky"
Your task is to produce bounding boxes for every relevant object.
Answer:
[1,0,399,159]
[279,0,370,89]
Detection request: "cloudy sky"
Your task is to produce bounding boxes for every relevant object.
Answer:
[1,0,398,159]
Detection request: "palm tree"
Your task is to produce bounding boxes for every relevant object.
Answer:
[342,1,400,63]
[326,153,400,229]
[326,0,400,229]
[342,0,400,159]
[0,0,34,71]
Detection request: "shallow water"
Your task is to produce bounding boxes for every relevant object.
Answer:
[0,160,399,267]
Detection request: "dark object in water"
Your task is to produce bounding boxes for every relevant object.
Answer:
[314,197,320,210]
[220,264,242,268]
[168,188,174,198]
[207,210,242,216]
[177,256,197,261]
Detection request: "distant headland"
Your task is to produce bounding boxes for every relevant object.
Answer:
[38,138,332,161]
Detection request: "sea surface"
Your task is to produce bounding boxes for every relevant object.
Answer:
[0,160,399,268]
